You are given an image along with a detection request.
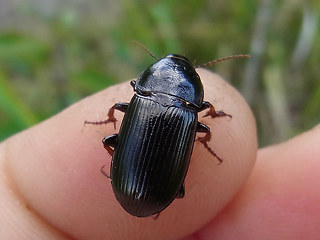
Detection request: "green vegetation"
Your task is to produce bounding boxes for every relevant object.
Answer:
[0,0,319,145]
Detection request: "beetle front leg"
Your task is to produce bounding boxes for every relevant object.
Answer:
[200,101,232,119]
[85,102,129,129]
[196,122,223,163]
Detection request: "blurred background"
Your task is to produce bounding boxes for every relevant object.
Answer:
[0,0,319,146]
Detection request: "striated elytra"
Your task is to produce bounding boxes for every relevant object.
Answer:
[86,54,238,217]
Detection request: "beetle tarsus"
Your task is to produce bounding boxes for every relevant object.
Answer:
[197,132,223,164]
[84,119,117,129]
[84,104,117,129]
[196,102,230,162]
[196,122,223,163]
[100,165,111,179]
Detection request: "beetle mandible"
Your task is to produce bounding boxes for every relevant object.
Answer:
[86,53,249,217]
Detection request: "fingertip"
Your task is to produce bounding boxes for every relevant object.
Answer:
[2,69,257,240]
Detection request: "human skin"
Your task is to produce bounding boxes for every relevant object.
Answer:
[0,69,319,240]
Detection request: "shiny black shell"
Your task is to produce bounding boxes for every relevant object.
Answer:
[111,94,198,217]
[110,54,206,217]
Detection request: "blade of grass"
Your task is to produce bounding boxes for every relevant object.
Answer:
[0,71,38,128]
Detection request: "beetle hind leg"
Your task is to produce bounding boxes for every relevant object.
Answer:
[196,122,223,164]
[85,102,129,129]
[152,213,160,220]
[100,165,110,179]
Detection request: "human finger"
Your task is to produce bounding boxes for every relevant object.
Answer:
[192,124,320,240]
[0,69,257,240]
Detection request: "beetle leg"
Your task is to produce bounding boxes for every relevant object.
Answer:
[196,122,223,163]
[100,165,110,179]
[100,134,117,179]
[85,102,129,129]
[200,101,232,119]
[176,182,185,199]
[113,102,129,113]
[130,80,136,89]
[152,213,160,220]
[102,134,118,156]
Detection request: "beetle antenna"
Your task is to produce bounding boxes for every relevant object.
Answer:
[131,40,159,60]
[195,54,250,68]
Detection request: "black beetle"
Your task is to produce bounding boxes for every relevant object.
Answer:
[86,53,249,217]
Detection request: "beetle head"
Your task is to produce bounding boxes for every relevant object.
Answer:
[134,54,204,108]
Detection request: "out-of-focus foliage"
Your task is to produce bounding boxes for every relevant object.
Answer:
[0,0,319,145]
